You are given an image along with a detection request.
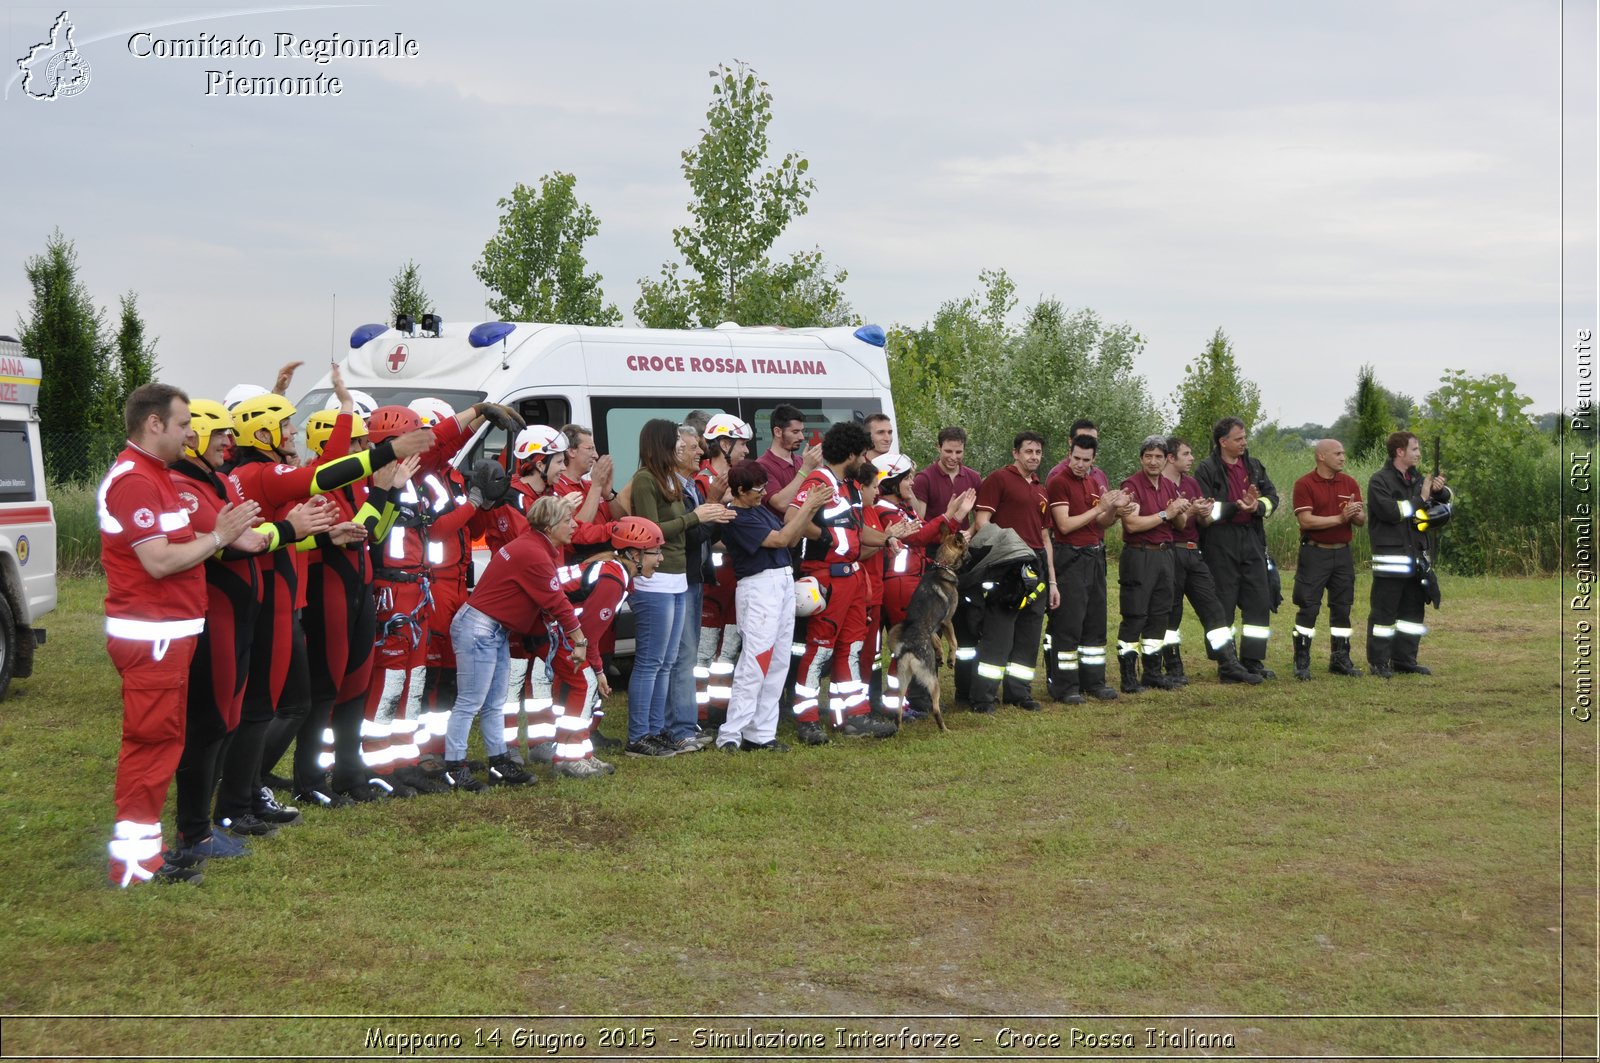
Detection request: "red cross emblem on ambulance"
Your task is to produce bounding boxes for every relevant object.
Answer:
[387,345,408,373]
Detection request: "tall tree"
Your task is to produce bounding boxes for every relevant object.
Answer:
[19,229,110,483]
[112,291,159,418]
[636,61,851,329]
[1350,363,1393,458]
[475,172,621,326]
[388,260,433,323]
[1171,327,1264,453]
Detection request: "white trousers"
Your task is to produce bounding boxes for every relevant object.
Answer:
[720,566,794,747]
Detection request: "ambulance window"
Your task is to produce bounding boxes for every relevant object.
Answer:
[462,396,571,473]
[742,399,882,458]
[591,397,731,484]
[0,424,36,503]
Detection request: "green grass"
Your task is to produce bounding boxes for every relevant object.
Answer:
[0,572,1587,1060]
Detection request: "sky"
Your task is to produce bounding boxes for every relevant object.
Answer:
[0,0,1591,429]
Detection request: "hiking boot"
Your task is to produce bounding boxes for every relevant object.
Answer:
[334,780,393,803]
[1162,646,1190,687]
[1118,653,1145,694]
[525,743,556,764]
[1393,661,1432,675]
[253,788,303,825]
[393,764,452,794]
[1141,653,1176,691]
[294,785,355,809]
[487,753,536,786]
[625,737,676,758]
[590,757,616,775]
[551,757,610,779]
[795,720,830,746]
[1015,698,1044,712]
[442,760,487,792]
[1242,658,1276,680]
[175,832,249,861]
[1293,633,1313,681]
[1216,645,1263,685]
[216,814,279,838]
[151,850,205,885]
[839,714,897,738]
[1328,636,1363,677]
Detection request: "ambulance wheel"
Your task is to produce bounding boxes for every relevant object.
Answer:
[0,594,17,701]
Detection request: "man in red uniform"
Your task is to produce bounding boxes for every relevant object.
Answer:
[1044,434,1128,704]
[970,431,1054,713]
[1117,436,1189,693]
[552,424,617,556]
[102,383,263,887]
[787,422,909,744]
[865,413,895,458]
[1291,438,1367,680]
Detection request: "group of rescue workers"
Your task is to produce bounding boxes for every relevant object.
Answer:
[98,368,1451,888]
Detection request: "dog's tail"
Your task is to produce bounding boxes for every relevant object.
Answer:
[886,622,905,660]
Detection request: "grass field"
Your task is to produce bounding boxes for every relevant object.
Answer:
[0,571,1589,1060]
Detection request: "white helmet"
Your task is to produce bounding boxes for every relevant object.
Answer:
[223,383,268,410]
[324,390,378,419]
[872,452,914,485]
[704,413,752,441]
[513,425,570,461]
[408,396,456,428]
[794,575,828,617]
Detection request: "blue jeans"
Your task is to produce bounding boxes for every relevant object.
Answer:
[446,604,510,762]
[666,583,704,741]
[627,588,685,742]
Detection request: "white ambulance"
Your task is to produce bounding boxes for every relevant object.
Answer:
[296,319,897,483]
[0,337,55,699]
[293,319,899,658]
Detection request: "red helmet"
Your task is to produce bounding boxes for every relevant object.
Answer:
[609,516,664,551]
[367,404,421,444]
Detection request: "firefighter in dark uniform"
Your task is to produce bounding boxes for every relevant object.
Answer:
[1290,438,1366,680]
[1162,436,1261,685]
[1117,436,1187,693]
[1044,433,1128,703]
[1193,417,1280,679]
[1366,430,1451,678]
[970,431,1053,712]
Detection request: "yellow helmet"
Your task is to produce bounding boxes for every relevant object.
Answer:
[232,393,297,450]
[185,399,233,459]
[304,409,368,457]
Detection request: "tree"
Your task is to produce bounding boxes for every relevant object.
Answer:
[111,291,159,418]
[1350,363,1394,459]
[388,260,433,323]
[19,229,111,483]
[1170,328,1264,453]
[636,61,851,328]
[475,172,621,326]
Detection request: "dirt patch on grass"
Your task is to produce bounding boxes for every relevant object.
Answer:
[389,794,635,850]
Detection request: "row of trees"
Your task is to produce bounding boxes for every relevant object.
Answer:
[18,230,158,483]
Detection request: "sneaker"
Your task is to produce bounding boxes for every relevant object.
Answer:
[899,706,929,721]
[742,738,789,752]
[487,753,536,786]
[1015,698,1043,712]
[590,757,617,775]
[795,720,830,746]
[216,814,279,838]
[839,714,897,739]
[294,786,356,809]
[253,788,303,826]
[525,743,556,764]
[551,757,610,779]
[717,741,741,753]
[657,734,702,755]
[152,850,205,885]
[175,832,250,860]
[442,760,487,792]
[688,730,718,751]
[625,737,676,758]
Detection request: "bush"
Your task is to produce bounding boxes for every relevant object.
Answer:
[51,480,103,577]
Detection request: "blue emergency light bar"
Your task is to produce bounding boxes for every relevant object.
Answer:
[469,322,516,349]
[853,324,886,347]
[350,323,389,348]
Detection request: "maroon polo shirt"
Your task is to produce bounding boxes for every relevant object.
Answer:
[1222,458,1254,524]
[1121,472,1178,546]
[976,463,1049,550]
[911,462,983,530]
[1293,470,1362,545]
[1168,473,1203,545]
[757,447,802,516]
[1046,465,1110,547]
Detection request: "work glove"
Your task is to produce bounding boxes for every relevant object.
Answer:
[474,402,525,434]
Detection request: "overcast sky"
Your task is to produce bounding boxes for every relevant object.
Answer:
[1,0,1591,428]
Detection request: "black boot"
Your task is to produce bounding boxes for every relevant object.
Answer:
[1216,643,1263,685]
[1118,652,1145,694]
[1081,653,1118,700]
[1242,657,1276,680]
[1142,652,1175,691]
[1292,633,1312,681]
[1162,645,1189,687]
[1329,636,1363,677]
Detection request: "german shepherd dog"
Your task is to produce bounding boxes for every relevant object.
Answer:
[886,525,970,732]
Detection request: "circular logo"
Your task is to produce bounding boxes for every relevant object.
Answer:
[16,536,29,566]
[133,507,156,529]
[178,491,200,514]
[548,577,560,591]
[45,50,91,98]
[598,607,612,622]
[273,464,296,475]
[387,344,409,373]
